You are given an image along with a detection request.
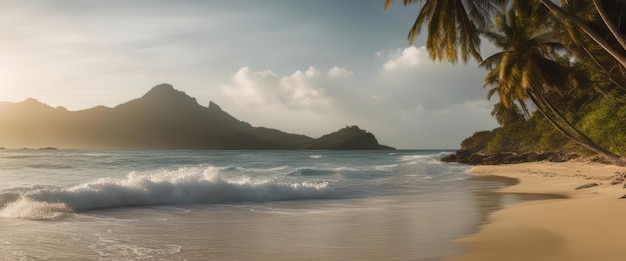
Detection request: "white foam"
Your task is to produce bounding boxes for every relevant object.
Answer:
[398,152,450,164]
[88,231,182,259]
[0,166,334,219]
[373,164,398,171]
[0,197,70,220]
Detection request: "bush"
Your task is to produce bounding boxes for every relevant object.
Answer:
[578,92,626,156]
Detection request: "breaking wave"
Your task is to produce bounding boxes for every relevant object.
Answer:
[0,166,335,220]
[398,152,450,165]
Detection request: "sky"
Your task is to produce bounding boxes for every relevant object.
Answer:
[0,0,500,149]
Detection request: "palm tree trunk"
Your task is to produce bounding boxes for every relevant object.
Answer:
[580,44,626,91]
[533,88,602,145]
[593,0,626,51]
[527,90,623,163]
[539,0,626,69]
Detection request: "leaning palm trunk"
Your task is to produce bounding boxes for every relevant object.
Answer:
[592,0,626,51]
[580,44,626,91]
[539,0,626,69]
[527,89,624,163]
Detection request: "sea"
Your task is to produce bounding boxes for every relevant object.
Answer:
[0,150,528,260]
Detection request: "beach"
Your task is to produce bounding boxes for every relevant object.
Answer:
[448,161,626,261]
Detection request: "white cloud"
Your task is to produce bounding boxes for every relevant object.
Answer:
[327,66,353,79]
[220,67,276,107]
[279,67,327,109]
[218,64,498,149]
[221,66,332,111]
[382,45,428,72]
[217,66,364,139]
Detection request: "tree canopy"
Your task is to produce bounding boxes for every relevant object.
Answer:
[386,0,626,163]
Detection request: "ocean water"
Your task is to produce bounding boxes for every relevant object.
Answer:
[0,150,518,260]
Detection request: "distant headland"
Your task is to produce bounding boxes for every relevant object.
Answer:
[0,84,394,150]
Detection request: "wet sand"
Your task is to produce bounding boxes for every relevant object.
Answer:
[447,161,626,261]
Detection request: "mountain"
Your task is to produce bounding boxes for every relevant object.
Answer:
[0,84,394,150]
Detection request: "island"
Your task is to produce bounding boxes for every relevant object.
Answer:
[0,84,394,150]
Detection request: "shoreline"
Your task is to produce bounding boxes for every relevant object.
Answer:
[445,161,626,261]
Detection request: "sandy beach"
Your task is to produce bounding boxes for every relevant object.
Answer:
[447,161,626,261]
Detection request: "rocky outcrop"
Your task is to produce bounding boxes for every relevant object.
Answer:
[441,150,582,165]
[610,172,626,186]
[575,183,598,190]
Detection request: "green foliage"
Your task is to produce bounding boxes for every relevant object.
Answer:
[460,130,495,151]
[463,110,572,154]
[525,113,570,152]
[466,90,626,156]
[390,1,626,158]
[470,4,624,158]
[491,103,525,126]
[578,92,626,155]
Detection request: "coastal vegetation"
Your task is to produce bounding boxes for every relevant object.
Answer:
[386,0,626,164]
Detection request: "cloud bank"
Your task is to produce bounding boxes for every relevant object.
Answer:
[215,57,497,148]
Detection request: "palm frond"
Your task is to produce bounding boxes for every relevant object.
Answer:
[480,52,505,69]
[464,0,507,30]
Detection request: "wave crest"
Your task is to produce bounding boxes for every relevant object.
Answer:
[398,152,449,165]
[0,166,334,220]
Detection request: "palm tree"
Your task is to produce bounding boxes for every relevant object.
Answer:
[481,8,622,161]
[385,0,626,161]
[538,0,626,69]
[553,1,626,93]
[384,0,507,63]
[386,0,625,162]
[385,0,625,83]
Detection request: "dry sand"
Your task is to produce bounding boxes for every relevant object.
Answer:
[446,161,626,261]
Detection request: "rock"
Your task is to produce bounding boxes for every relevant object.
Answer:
[611,178,624,185]
[620,194,626,199]
[548,152,580,162]
[623,182,626,189]
[441,150,555,165]
[575,183,598,190]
